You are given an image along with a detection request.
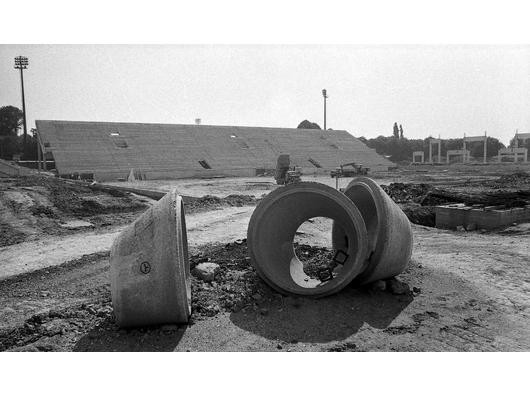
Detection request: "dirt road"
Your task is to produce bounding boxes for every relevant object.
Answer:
[0,206,255,280]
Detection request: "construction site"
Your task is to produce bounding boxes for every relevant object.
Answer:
[0,117,529,352]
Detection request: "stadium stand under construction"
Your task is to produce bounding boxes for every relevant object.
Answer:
[35,120,394,181]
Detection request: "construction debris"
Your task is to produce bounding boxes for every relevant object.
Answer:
[379,173,530,228]
[381,183,431,203]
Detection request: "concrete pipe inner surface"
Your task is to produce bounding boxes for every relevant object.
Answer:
[332,181,379,254]
[332,177,413,285]
[247,182,369,297]
[110,189,191,327]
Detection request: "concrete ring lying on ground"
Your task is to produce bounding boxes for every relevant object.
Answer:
[332,177,413,285]
[110,188,191,327]
[247,182,369,297]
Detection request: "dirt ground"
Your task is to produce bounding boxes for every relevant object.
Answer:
[0,164,529,352]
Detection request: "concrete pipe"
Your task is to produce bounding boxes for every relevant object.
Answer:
[110,189,191,327]
[247,182,369,297]
[332,177,413,285]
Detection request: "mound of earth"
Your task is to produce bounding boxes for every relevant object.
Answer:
[184,194,258,214]
[0,176,148,247]
[486,171,530,189]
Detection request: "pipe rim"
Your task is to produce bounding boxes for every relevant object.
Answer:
[174,192,192,320]
[342,178,389,283]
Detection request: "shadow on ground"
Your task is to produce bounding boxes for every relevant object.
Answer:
[229,285,413,343]
[73,318,187,352]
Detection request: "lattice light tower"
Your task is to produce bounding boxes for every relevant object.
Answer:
[14,56,29,147]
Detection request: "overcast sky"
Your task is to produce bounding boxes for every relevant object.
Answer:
[1,45,529,145]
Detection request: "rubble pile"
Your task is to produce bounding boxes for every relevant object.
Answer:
[189,239,272,318]
[401,204,436,227]
[381,183,431,203]
[293,243,335,281]
[0,297,114,352]
[379,183,437,227]
[381,175,530,228]
[486,171,530,189]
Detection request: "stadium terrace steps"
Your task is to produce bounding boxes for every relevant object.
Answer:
[36,120,394,181]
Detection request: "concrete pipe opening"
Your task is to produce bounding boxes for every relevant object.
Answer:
[110,189,191,328]
[332,177,413,285]
[293,217,347,287]
[247,182,369,297]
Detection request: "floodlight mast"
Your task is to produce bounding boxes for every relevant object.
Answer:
[322,89,328,131]
[14,56,29,148]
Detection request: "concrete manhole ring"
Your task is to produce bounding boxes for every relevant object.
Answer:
[247,182,369,297]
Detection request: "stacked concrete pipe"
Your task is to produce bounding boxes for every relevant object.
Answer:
[110,189,191,327]
[332,177,413,285]
[247,182,369,297]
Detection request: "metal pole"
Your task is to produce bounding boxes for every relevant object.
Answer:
[322,89,328,131]
[438,135,441,164]
[463,133,466,163]
[19,67,28,148]
[37,132,42,172]
[324,97,326,130]
[483,131,487,164]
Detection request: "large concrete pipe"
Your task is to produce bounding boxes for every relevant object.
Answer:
[110,189,191,327]
[332,177,413,285]
[247,182,369,297]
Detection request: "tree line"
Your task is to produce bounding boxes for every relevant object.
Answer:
[359,135,507,163]
[359,123,506,163]
[296,119,509,163]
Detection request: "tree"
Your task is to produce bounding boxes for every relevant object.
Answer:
[468,137,505,158]
[297,120,322,130]
[399,124,404,139]
[510,136,530,151]
[0,106,24,160]
[393,122,399,139]
[0,106,23,137]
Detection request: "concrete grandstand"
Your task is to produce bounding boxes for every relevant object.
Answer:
[35,120,394,181]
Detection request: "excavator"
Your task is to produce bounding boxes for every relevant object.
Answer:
[330,162,369,189]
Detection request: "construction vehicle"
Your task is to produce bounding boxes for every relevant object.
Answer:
[330,162,369,189]
[274,154,302,185]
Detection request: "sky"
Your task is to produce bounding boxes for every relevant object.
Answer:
[1,45,529,145]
